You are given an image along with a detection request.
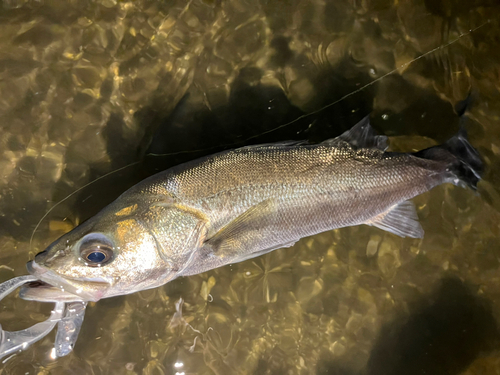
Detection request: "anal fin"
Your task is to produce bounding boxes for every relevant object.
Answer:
[365,200,424,238]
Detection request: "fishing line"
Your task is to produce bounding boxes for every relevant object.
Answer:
[29,19,490,248]
[149,19,491,155]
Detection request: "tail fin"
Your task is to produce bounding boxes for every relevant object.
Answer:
[415,127,483,190]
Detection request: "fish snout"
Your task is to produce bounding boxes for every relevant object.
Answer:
[34,250,49,264]
[33,245,69,266]
[26,259,47,276]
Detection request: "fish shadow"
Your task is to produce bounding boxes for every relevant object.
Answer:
[317,277,500,375]
[63,63,374,226]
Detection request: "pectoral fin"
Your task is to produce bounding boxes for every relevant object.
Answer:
[231,240,297,263]
[203,199,279,259]
[365,200,424,238]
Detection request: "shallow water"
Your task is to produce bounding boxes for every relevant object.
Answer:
[0,0,499,374]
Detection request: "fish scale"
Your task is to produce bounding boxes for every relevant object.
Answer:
[165,144,425,235]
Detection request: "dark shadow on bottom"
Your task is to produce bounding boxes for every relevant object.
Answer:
[317,277,499,375]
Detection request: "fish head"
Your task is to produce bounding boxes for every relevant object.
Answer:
[24,199,176,302]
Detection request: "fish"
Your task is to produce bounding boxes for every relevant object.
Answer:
[21,116,483,303]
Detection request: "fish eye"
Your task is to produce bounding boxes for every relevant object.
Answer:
[78,233,114,267]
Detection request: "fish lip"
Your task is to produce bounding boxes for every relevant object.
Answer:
[26,260,110,302]
[19,281,87,303]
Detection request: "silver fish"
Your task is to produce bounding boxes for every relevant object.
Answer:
[22,117,482,302]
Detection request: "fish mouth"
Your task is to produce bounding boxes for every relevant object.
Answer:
[24,260,111,302]
[19,280,86,302]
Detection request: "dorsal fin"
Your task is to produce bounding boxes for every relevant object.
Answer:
[324,116,388,150]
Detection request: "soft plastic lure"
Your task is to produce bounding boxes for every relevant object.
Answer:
[0,276,86,361]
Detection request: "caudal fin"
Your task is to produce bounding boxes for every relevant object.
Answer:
[415,127,483,190]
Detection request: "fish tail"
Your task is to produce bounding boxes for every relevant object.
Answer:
[415,128,483,190]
